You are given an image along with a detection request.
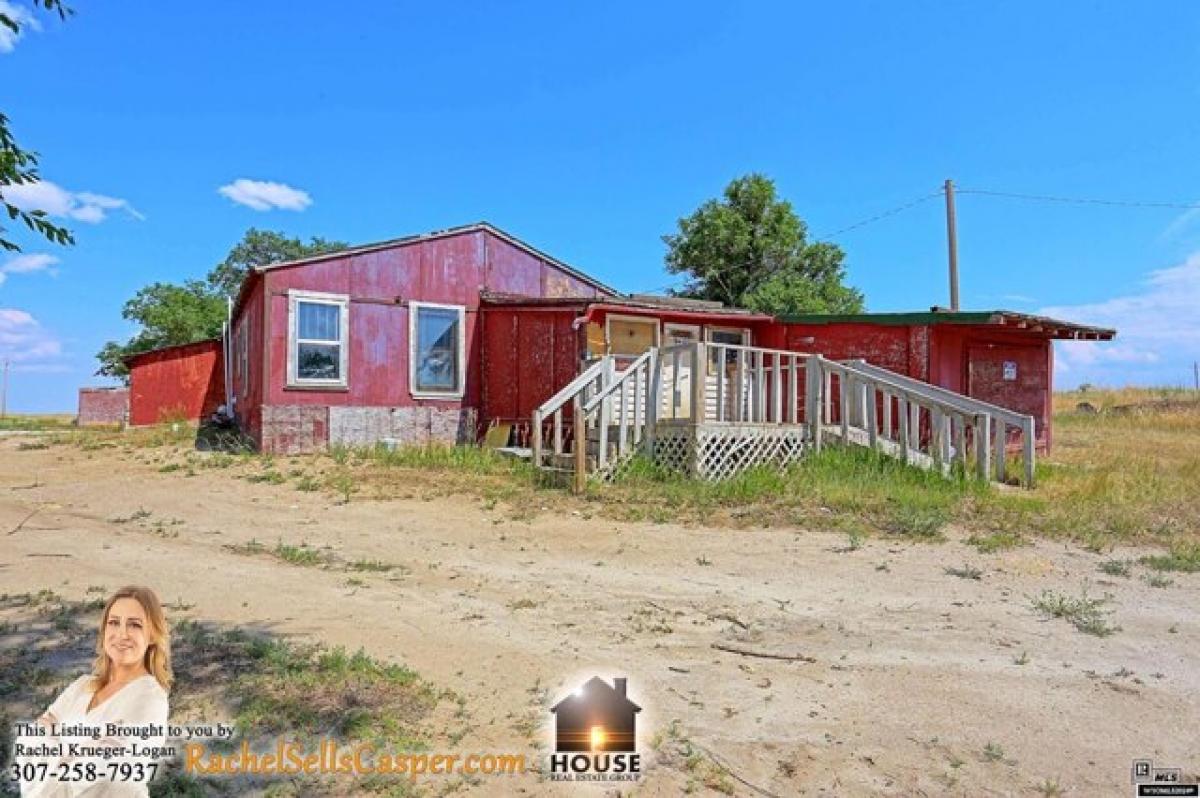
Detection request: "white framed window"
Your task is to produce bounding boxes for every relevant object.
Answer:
[410,301,466,398]
[287,290,349,388]
[663,322,701,347]
[605,313,660,356]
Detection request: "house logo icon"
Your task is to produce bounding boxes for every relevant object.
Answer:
[548,676,642,782]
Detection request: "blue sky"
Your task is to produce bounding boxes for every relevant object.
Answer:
[2,1,1199,411]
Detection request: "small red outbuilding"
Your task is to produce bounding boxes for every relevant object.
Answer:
[125,339,225,426]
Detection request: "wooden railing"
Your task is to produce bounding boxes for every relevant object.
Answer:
[811,358,1036,486]
[531,342,1037,490]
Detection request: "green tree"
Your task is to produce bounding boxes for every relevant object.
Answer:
[663,173,864,316]
[0,2,74,253]
[206,227,347,297]
[96,229,348,380]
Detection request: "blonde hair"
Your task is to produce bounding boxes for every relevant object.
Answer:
[91,586,173,692]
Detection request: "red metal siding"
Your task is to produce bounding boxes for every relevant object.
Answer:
[480,307,582,430]
[128,340,224,426]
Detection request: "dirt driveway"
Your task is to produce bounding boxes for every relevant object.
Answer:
[2,436,1196,796]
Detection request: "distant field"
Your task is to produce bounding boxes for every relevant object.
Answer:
[0,413,76,431]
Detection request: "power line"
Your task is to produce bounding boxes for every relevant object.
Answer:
[957,188,1200,210]
[813,190,944,242]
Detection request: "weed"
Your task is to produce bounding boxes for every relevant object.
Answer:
[158,463,182,473]
[223,539,265,556]
[1031,588,1119,637]
[17,441,49,451]
[695,555,712,566]
[945,564,983,580]
[509,598,538,611]
[327,471,356,503]
[982,742,1005,762]
[347,559,401,573]
[888,506,947,539]
[110,508,152,525]
[844,528,864,551]
[1143,573,1174,589]
[274,542,327,567]
[1098,559,1132,577]
[1035,777,1064,797]
[1013,651,1029,665]
[1140,542,1200,573]
[246,470,286,485]
[293,475,320,492]
[967,530,1026,553]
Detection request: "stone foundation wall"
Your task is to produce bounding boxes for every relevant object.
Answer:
[260,405,478,454]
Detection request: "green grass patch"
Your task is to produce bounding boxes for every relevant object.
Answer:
[1098,559,1132,577]
[966,530,1027,553]
[273,542,328,567]
[171,621,435,746]
[1140,542,1200,573]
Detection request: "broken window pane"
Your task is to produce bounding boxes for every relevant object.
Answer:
[297,343,340,380]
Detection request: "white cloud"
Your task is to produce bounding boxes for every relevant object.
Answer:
[1042,254,1200,387]
[0,307,61,363]
[0,252,59,285]
[218,178,312,212]
[0,1,39,54]
[2,180,144,223]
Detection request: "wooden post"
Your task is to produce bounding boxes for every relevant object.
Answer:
[755,351,766,421]
[645,348,660,454]
[618,377,630,457]
[897,396,910,464]
[1022,416,1036,488]
[807,356,823,451]
[909,401,920,449]
[735,349,746,423]
[931,407,944,470]
[974,414,992,481]
[788,355,799,424]
[882,391,892,440]
[715,345,726,422]
[692,342,707,424]
[553,409,563,455]
[946,178,960,311]
[953,414,966,469]
[772,353,782,423]
[839,371,850,441]
[670,348,681,421]
[865,385,878,449]
[572,396,586,493]
[993,419,1006,483]
[823,369,832,426]
[633,361,645,445]
[531,408,543,468]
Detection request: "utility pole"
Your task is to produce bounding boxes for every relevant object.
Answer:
[1194,360,1199,392]
[1,358,8,419]
[945,178,960,311]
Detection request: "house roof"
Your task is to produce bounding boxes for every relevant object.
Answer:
[779,308,1116,340]
[248,221,620,296]
[122,337,222,367]
[479,292,773,324]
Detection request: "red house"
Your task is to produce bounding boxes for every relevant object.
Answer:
[227,223,616,453]
[119,221,1114,463]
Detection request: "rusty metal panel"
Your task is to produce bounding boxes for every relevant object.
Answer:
[77,388,128,425]
[480,309,519,423]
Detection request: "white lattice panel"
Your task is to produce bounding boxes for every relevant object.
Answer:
[644,424,808,481]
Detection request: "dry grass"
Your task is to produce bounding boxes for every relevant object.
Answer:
[33,389,1200,555]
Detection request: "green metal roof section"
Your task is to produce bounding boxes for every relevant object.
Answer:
[778,309,1116,340]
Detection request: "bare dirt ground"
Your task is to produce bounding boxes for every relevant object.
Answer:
[2,436,1197,796]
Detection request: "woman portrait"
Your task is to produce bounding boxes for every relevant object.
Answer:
[21,586,172,798]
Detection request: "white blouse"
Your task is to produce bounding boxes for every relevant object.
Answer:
[19,674,169,798]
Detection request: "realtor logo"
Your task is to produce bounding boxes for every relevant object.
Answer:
[1132,758,1198,797]
[548,676,642,782]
